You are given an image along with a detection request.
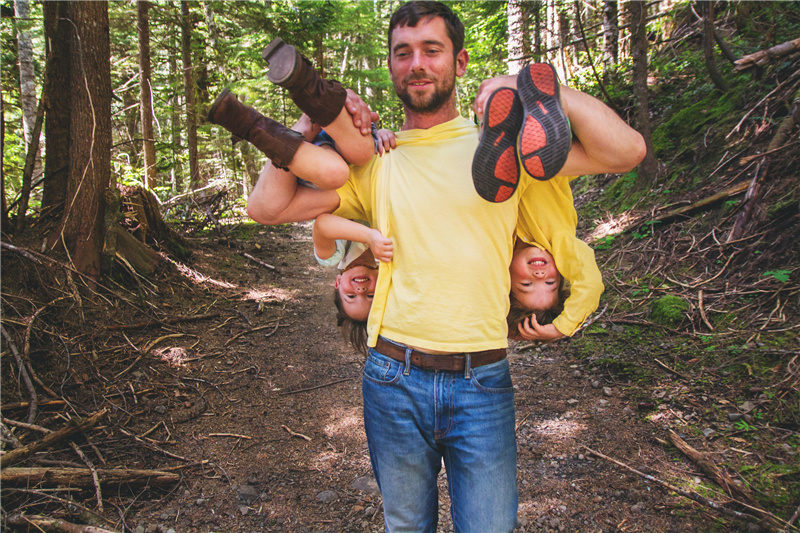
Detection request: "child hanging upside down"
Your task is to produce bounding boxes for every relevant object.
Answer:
[471,63,643,341]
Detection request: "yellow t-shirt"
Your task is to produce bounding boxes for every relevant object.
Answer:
[335,117,519,351]
[515,175,604,336]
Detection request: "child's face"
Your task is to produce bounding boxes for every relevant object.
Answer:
[509,245,562,311]
[335,265,379,321]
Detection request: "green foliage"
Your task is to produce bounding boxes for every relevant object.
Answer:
[763,270,791,283]
[650,295,689,327]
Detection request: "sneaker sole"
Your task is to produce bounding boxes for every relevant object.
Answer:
[517,63,571,180]
[472,87,524,203]
[262,37,299,85]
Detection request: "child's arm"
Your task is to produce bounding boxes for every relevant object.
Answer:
[313,213,393,263]
[375,128,397,156]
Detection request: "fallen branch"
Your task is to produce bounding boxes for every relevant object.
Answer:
[668,431,786,530]
[5,513,118,533]
[0,409,108,468]
[1,325,37,423]
[582,445,780,531]
[106,312,221,331]
[279,377,354,396]
[1,466,180,488]
[630,181,749,231]
[224,319,280,347]
[282,424,312,442]
[242,252,276,271]
[735,37,800,71]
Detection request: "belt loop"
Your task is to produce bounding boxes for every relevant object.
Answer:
[463,353,471,379]
[404,347,412,376]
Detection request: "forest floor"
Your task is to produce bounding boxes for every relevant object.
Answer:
[1,211,798,533]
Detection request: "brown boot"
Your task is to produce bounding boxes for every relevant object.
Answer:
[262,38,347,127]
[207,88,304,169]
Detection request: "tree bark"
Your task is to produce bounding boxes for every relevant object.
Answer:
[181,1,200,189]
[701,1,728,93]
[137,0,157,189]
[602,0,619,64]
[628,0,659,186]
[507,0,525,75]
[14,0,43,184]
[169,28,183,193]
[42,1,70,213]
[49,1,112,278]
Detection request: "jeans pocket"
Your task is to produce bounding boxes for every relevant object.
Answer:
[469,358,513,393]
[363,349,403,385]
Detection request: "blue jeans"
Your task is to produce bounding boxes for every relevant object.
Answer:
[362,341,518,533]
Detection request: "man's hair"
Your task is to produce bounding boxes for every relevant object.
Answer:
[506,280,571,334]
[388,1,465,60]
[334,289,369,356]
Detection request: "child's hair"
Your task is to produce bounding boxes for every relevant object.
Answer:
[334,289,369,355]
[506,280,571,334]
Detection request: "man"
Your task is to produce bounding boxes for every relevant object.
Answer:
[247,2,644,530]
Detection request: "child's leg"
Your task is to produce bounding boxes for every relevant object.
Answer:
[558,87,646,176]
[263,38,375,166]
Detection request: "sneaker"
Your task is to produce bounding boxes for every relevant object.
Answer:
[472,87,524,203]
[516,63,571,181]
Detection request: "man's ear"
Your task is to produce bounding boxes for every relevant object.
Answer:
[335,275,342,289]
[455,49,468,78]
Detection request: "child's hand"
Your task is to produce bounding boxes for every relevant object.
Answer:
[376,129,397,155]
[516,314,565,342]
[366,229,393,263]
[293,114,322,142]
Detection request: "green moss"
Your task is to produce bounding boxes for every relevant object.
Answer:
[650,295,689,327]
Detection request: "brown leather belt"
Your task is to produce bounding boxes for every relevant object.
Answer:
[374,338,506,372]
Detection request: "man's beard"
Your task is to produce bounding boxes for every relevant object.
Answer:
[395,74,456,114]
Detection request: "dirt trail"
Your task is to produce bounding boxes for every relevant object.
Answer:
[2,221,739,532]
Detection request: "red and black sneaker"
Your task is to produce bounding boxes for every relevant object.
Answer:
[517,63,571,181]
[472,87,524,203]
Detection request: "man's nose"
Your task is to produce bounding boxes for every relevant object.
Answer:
[410,50,425,71]
[355,285,367,293]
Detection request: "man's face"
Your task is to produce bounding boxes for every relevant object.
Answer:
[388,16,467,115]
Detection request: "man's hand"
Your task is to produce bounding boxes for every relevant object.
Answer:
[473,74,516,121]
[345,89,378,136]
[366,228,393,263]
[375,128,397,155]
[516,314,565,342]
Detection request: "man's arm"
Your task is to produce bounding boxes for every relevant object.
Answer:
[473,74,645,177]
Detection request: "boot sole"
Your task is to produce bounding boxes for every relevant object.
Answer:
[207,87,232,123]
[472,87,524,203]
[517,63,571,181]
[262,37,300,85]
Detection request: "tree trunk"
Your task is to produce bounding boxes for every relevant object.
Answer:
[49,1,111,279]
[181,1,200,188]
[507,0,525,75]
[603,0,619,64]
[628,0,659,186]
[168,28,182,193]
[138,0,157,189]
[702,1,728,93]
[1,85,7,231]
[533,2,542,59]
[14,0,43,184]
[41,1,69,213]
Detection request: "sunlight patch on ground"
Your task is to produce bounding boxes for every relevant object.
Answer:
[243,287,296,303]
[171,259,237,289]
[590,211,638,241]
[532,417,587,439]
[322,412,363,439]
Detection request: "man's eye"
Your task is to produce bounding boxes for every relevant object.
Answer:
[546,281,556,285]
[368,294,374,299]
[346,295,356,300]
